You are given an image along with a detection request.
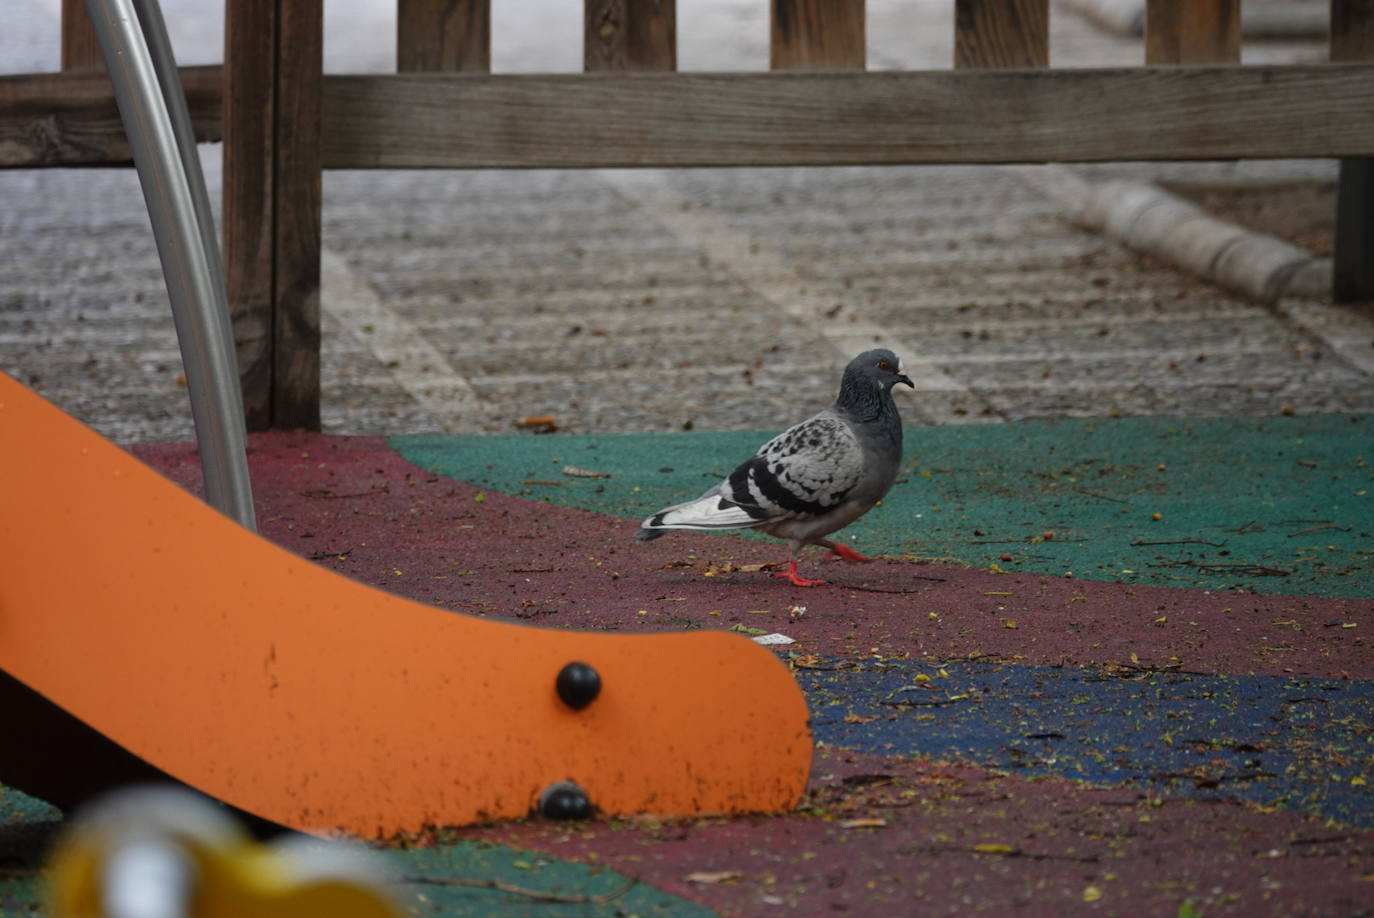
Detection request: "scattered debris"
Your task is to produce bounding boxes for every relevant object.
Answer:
[514,415,558,433]
[562,465,611,479]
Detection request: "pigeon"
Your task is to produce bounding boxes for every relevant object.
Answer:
[637,349,913,586]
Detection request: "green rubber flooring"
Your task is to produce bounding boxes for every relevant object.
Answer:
[394,414,1373,599]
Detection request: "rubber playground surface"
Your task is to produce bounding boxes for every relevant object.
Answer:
[3,414,1371,915]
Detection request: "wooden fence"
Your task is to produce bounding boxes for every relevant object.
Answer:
[2,0,1371,431]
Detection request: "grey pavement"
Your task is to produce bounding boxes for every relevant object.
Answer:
[3,0,1372,445]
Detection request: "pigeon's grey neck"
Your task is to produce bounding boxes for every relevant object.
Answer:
[834,369,900,427]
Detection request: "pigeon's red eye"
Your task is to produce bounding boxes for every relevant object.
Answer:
[878,360,890,370]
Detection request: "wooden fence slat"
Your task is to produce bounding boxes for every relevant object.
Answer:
[770,0,865,70]
[1332,0,1374,303]
[1145,0,1241,64]
[954,0,1049,69]
[223,0,277,430]
[272,0,323,430]
[0,67,222,168]
[1334,0,1374,58]
[318,66,1374,170]
[397,0,491,73]
[224,0,323,431]
[585,0,676,71]
[61,0,105,72]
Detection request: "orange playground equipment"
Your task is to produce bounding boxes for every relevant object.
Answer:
[0,371,812,838]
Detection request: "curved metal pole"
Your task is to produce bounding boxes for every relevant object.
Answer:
[84,0,256,530]
[131,0,231,326]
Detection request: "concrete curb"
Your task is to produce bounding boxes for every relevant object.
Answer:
[1056,0,1330,40]
[1010,164,1332,304]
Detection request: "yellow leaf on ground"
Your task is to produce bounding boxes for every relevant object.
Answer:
[686,870,743,884]
[839,818,888,829]
[972,843,1016,855]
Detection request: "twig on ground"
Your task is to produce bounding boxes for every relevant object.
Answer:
[837,580,947,593]
[402,873,637,904]
[1073,488,1129,504]
[306,548,351,560]
[924,844,1098,863]
[1286,524,1351,537]
[1151,559,1291,576]
[299,487,388,499]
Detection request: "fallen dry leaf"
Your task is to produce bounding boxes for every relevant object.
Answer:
[514,415,558,432]
[843,713,879,724]
[839,818,888,829]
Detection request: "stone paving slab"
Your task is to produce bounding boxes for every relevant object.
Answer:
[4,2,1369,445]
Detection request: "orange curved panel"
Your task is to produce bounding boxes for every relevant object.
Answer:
[0,373,811,838]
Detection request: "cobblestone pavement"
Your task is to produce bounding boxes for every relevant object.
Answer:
[4,1,1372,444]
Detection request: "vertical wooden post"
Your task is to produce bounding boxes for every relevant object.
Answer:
[272,0,323,430]
[1145,0,1241,64]
[953,0,1049,69]
[584,0,677,71]
[223,0,275,430]
[1332,0,1374,303]
[398,0,491,73]
[224,0,323,431]
[770,0,865,70]
[62,0,105,71]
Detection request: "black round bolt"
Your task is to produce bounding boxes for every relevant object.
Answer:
[538,781,592,820]
[555,661,601,710]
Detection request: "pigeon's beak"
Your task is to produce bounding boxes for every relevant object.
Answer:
[895,361,914,389]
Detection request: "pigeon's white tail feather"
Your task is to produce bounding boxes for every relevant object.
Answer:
[640,493,769,534]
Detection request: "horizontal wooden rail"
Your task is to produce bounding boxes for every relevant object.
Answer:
[6,63,1374,171]
[321,65,1374,168]
[0,65,222,168]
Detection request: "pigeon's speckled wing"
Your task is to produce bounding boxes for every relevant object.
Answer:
[637,412,865,538]
[722,415,863,519]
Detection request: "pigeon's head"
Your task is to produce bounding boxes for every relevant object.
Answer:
[847,349,914,392]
